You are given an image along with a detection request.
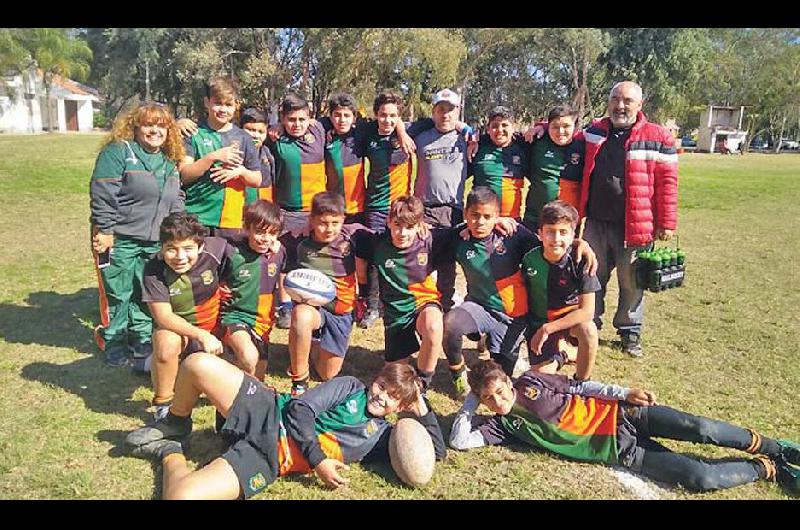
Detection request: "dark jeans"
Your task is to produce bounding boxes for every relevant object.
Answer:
[363,210,389,311]
[423,205,462,312]
[619,405,763,492]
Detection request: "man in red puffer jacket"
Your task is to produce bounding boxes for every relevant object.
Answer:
[564,81,678,358]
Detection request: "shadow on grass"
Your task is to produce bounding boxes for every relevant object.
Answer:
[0,288,99,353]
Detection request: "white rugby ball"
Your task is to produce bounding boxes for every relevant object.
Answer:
[284,268,336,306]
[389,417,436,488]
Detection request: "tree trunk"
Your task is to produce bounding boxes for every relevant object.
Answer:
[145,58,151,101]
[774,114,786,154]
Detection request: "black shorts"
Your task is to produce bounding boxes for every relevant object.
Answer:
[225,322,270,360]
[526,328,569,370]
[219,375,281,499]
[384,303,442,362]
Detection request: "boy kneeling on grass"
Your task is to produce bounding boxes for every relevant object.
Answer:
[449,360,800,494]
[125,353,446,499]
[523,200,600,381]
[142,213,234,420]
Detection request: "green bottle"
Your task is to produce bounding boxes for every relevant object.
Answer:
[677,249,686,265]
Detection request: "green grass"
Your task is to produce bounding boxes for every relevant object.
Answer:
[0,136,798,499]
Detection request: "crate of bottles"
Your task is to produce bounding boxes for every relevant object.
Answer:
[635,244,686,292]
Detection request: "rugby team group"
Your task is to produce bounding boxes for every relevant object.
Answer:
[89,76,800,499]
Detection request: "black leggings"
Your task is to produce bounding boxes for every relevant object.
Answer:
[624,405,771,492]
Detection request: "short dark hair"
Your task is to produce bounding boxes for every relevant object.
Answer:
[159,212,208,246]
[327,92,357,114]
[240,107,268,126]
[488,106,514,123]
[388,196,424,228]
[280,92,309,115]
[243,199,283,233]
[374,362,421,410]
[373,89,404,115]
[540,200,579,229]
[467,360,509,399]
[311,191,345,217]
[204,76,239,103]
[465,186,500,212]
[547,104,579,123]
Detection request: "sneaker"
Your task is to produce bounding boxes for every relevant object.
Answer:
[451,369,471,400]
[776,455,800,496]
[358,309,380,329]
[214,409,226,434]
[291,381,307,397]
[276,303,292,329]
[104,342,130,368]
[126,413,193,448]
[153,403,171,422]
[621,333,643,358]
[476,335,487,354]
[130,439,184,460]
[779,440,800,466]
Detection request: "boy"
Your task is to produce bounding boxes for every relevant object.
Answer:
[469,106,529,220]
[450,360,800,494]
[125,352,446,499]
[522,105,584,232]
[522,201,600,381]
[363,196,452,390]
[285,192,371,396]
[141,212,234,419]
[323,92,367,225]
[220,200,285,381]
[179,77,263,240]
[239,107,275,204]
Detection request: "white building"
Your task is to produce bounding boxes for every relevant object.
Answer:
[697,105,747,153]
[0,67,99,133]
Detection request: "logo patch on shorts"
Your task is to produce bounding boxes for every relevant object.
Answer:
[524,386,540,401]
[201,269,214,285]
[417,253,428,266]
[248,472,267,492]
[268,263,278,277]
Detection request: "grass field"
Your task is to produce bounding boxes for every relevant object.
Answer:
[0,133,798,500]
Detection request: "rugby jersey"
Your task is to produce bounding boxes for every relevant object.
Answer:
[142,236,234,331]
[359,121,413,212]
[279,376,446,473]
[255,143,275,203]
[269,121,327,212]
[522,244,601,329]
[476,371,621,464]
[325,126,366,214]
[285,224,371,315]
[454,226,538,318]
[220,242,286,339]
[470,137,528,219]
[524,136,584,228]
[182,123,262,229]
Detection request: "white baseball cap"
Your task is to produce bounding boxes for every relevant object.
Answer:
[432,88,460,107]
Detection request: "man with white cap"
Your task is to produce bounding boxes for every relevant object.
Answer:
[408,88,473,312]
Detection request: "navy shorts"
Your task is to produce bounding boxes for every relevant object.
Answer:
[457,301,527,360]
[384,303,442,362]
[364,209,388,234]
[345,212,365,225]
[525,327,571,369]
[219,375,281,499]
[312,307,355,357]
[280,209,310,236]
[225,322,270,360]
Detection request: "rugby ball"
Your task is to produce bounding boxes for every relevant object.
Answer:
[389,417,436,488]
[284,268,336,306]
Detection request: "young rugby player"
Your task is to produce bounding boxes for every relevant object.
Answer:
[125,353,446,499]
[239,107,275,204]
[179,77,263,240]
[450,360,800,494]
[323,92,367,225]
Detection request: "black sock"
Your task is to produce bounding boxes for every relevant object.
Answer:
[416,369,434,390]
[759,436,781,457]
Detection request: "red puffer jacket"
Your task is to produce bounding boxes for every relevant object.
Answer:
[570,111,678,247]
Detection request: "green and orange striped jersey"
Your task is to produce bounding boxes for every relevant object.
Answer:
[269,121,327,212]
[454,226,538,318]
[524,136,584,228]
[142,237,234,332]
[470,138,528,219]
[286,224,372,315]
[325,128,366,214]
[220,242,287,339]
[183,123,262,229]
[253,142,275,204]
[478,371,621,464]
[360,122,413,212]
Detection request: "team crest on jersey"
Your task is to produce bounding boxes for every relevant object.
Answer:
[391,138,401,150]
[465,249,477,260]
[494,240,506,256]
[201,270,214,285]
[524,386,540,400]
[304,132,315,144]
[512,155,521,165]
[347,399,359,414]
[338,240,351,256]
[248,472,267,492]
[268,263,278,277]
[384,259,396,269]
[417,253,428,266]
[570,153,581,165]
[239,269,252,278]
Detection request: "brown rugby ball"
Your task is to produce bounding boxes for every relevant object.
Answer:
[388,417,435,488]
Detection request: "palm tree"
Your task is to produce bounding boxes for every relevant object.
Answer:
[16,29,92,132]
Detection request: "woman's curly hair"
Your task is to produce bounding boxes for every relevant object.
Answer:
[103,103,185,162]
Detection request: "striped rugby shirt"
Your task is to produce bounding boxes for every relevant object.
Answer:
[182,123,262,229]
[524,136,584,228]
[325,124,366,214]
[142,236,234,332]
[470,137,529,219]
[269,121,327,212]
[359,121,413,213]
